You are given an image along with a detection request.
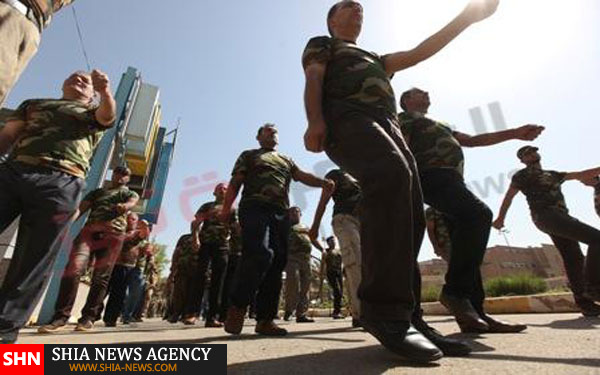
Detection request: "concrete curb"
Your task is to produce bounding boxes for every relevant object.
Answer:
[422,292,579,315]
[303,293,580,318]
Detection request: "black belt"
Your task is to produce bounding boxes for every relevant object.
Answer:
[1,0,42,32]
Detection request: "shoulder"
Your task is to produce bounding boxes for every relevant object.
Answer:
[303,36,333,50]
[302,36,334,68]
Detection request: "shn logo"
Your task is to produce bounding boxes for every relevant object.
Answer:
[3,352,41,366]
[469,102,507,135]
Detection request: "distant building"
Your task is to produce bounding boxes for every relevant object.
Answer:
[420,244,567,288]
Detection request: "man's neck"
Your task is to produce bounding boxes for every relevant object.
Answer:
[62,95,91,105]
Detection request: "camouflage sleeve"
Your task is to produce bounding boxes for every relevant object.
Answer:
[510,171,524,190]
[288,156,299,175]
[125,189,139,202]
[302,36,332,69]
[325,169,340,183]
[5,100,30,122]
[551,171,567,184]
[195,203,210,218]
[82,188,101,203]
[231,151,249,177]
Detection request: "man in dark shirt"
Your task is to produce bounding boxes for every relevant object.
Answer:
[220,123,334,337]
[399,87,538,334]
[323,236,344,319]
[309,168,362,326]
[494,146,600,316]
[302,0,499,361]
[284,207,321,323]
[39,166,138,333]
[192,183,237,327]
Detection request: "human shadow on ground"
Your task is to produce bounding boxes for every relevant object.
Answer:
[227,345,440,375]
[526,316,600,330]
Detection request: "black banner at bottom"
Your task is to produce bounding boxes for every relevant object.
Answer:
[44,344,226,374]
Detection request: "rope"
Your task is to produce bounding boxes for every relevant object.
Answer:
[71,6,92,71]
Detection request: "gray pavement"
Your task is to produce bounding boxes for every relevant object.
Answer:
[19,313,600,375]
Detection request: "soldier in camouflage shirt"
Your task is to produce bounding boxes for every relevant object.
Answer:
[0,70,115,343]
[323,237,344,319]
[220,123,333,337]
[190,183,237,327]
[40,166,139,333]
[0,0,76,106]
[494,146,600,316]
[102,215,150,326]
[400,87,538,334]
[309,168,362,325]
[302,0,500,360]
[169,228,200,324]
[284,207,322,323]
[425,207,452,262]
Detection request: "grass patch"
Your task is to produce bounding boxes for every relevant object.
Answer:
[484,273,547,297]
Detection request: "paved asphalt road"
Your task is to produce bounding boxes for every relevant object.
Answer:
[18,313,600,374]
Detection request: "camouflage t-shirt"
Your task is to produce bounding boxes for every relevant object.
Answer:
[324,249,342,274]
[25,0,75,29]
[425,207,451,262]
[134,241,151,270]
[116,233,146,267]
[325,169,361,217]
[511,166,568,218]
[232,148,298,210]
[229,228,242,256]
[172,234,197,270]
[83,186,139,233]
[399,112,464,175]
[7,99,109,178]
[288,224,312,261]
[302,36,396,120]
[196,201,237,248]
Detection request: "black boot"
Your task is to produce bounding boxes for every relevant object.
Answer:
[413,318,471,357]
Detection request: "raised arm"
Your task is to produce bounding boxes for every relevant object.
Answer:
[565,167,600,182]
[309,186,334,242]
[492,185,520,229]
[219,173,244,223]
[453,125,544,148]
[91,69,117,127]
[293,167,333,189]
[384,0,499,74]
[303,62,328,153]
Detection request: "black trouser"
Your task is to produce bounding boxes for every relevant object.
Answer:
[196,243,228,321]
[0,162,83,335]
[420,169,492,301]
[534,208,600,299]
[219,252,241,321]
[326,112,425,322]
[103,264,138,324]
[327,271,344,314]
[172,261,200,320]
[435,213,487,316]
[230,201,290,321]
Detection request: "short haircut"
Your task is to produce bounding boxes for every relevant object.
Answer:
[326,236,336,242]
[114,165,131,176]
[257,123,276,137]
[399,88,419,112]
[327,1,362,36]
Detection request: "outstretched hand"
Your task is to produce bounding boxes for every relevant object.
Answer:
[462,0,500,25]
[492,217,505,230]
[515,124,545,141]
